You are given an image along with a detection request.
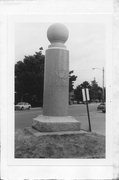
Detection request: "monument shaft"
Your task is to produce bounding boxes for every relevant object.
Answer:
[43,48,69,116]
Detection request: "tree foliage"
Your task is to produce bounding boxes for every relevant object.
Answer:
[74,79,103,103]
[80,81,91,89]
[74,81,90,103]
[15,48,45,107]
[74,85,83,103]
[90,79,102,102]
[69,70,77,92]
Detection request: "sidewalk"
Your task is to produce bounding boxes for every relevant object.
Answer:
[74,111,105,135]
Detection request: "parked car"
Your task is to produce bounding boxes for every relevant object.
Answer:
[97,102,105,111]
[15,102,31,110]
[102,104,106,113]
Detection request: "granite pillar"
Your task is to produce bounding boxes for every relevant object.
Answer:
[43,23,69,116]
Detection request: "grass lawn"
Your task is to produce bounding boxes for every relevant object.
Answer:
[15,129,105,158]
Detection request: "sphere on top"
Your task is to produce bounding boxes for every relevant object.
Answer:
[47,23,69,45]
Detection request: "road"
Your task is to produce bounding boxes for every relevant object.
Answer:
[15,103,105,135]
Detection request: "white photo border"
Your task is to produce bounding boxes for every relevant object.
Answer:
[1,13,113,179]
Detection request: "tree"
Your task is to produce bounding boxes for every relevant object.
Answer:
[80,81,91,89]
[15,48,45,107]
[74,85,83,103]
[69,71,77,104]
[74,81,91,103]
[69,70,77,92]
[90,79,102,102]
[74,79,104,103]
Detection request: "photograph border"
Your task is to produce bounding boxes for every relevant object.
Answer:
[1,12,113,179]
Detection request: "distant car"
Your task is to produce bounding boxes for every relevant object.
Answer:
[78,101,83,104]
[15,102,31,110]
[73,100,77,104]
[97,102,105,111]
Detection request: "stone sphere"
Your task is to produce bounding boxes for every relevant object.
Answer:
[47,23,69,44]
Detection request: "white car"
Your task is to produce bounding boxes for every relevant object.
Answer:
[15,102,31,110]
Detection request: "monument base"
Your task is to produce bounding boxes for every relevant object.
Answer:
[32,115,81,132]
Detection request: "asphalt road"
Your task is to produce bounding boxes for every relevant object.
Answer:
[15,103,105,135]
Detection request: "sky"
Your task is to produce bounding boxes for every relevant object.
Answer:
[15,22,105,88]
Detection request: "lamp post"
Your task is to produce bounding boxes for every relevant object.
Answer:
[92,67,105,103]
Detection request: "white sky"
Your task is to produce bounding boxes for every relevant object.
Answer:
[15,22,105,88]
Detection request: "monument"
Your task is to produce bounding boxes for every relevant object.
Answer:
[32,23,81,132]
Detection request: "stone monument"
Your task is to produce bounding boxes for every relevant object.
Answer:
[43,23,69,116]
[32,23,81,132]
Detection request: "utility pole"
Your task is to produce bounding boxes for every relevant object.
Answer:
[102,67,105,102]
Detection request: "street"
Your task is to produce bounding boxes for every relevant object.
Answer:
[15,103,105,135]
